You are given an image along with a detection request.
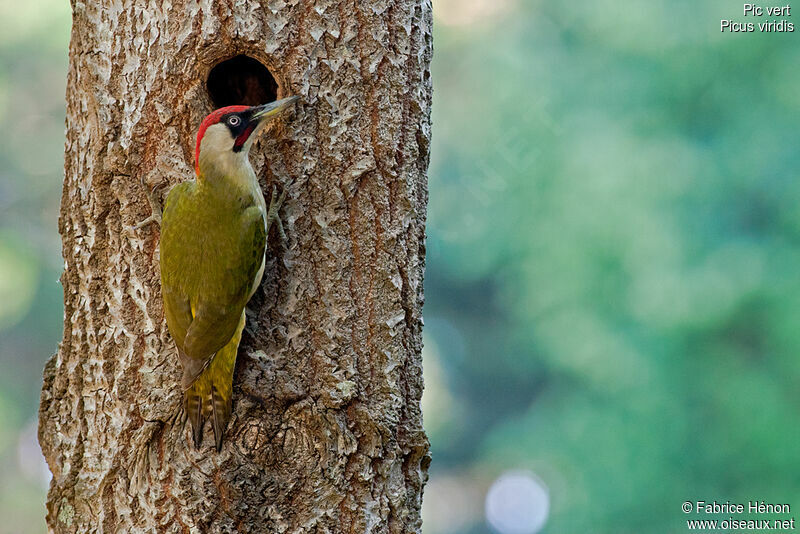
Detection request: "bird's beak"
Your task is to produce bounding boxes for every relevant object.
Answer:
[251,96,300,122]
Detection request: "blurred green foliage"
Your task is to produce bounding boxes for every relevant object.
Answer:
[1,0,799,533]
[0,0,70,532]
[423,0,800,532]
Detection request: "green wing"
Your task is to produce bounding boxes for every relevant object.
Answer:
[160,182,267,372]
[160,181,195,351]
[181,205,266,360]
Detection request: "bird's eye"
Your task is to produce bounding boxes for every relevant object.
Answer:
[228,116,241,126]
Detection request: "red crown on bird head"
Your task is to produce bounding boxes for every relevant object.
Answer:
[195,105,250,174]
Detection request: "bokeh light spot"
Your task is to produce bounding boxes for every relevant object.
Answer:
[485,471,549,534]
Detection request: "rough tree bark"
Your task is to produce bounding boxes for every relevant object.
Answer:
[38,0,432,532]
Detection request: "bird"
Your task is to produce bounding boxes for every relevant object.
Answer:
[135,96,299,450]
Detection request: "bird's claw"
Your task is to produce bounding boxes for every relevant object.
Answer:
[132,182,166,231]
[266,185,288,248]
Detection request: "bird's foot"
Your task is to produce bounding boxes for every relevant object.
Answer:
[132,181,166,230]
[266,185,288,248]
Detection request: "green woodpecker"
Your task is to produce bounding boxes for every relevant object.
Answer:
[138,96,299,450]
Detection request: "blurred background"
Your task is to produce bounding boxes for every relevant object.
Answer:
[1,0,799,532]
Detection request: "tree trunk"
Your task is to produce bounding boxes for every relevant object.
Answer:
[38,1,432,532]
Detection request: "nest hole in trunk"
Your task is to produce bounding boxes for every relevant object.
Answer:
[207,55,278,108]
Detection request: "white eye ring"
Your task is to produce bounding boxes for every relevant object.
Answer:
[228,116,241,126]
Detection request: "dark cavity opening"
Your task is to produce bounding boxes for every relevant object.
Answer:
[207,55,278,108]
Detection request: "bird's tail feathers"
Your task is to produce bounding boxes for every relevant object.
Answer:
[184,372,233,451]
[180,313,244,451]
